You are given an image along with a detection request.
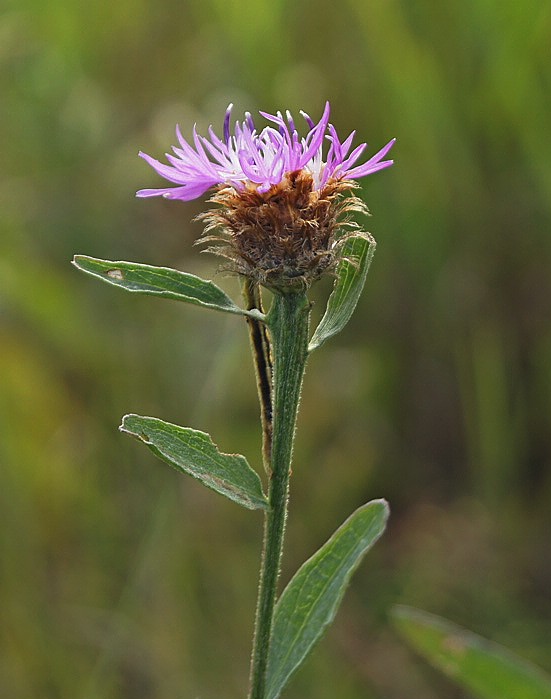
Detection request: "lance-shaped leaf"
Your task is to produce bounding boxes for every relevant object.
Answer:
[308,233,376,352]
[392,606,551,699]
[120,414,268,510]
[72,256,246,315]
[266,499,389,699]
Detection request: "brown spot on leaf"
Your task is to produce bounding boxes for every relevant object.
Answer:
[442,633,468,658]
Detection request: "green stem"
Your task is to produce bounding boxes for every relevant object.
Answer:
[248,291,310,699]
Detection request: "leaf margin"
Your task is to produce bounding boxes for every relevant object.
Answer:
[391,604,551,699]
[308,232,376,352]
[120,413,268,511]
[266,498,389,699]
[72,255,255,316]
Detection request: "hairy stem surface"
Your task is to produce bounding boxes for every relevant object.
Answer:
[248,291,310,699]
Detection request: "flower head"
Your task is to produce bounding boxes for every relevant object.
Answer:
[138,102,395,290]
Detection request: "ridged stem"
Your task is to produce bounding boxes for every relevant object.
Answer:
[248,291,310,699]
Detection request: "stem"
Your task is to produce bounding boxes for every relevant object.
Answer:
[248,291,310,699]
[243,279,274,473]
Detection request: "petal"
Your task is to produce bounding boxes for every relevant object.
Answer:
[299,101,331,167]
[339,142,367,172]
[162,181,217,200]
[346,159,394,179]
[345,138,396,179]
[138,152,192,183]
[136,177,218,200]
[223,103,233,143]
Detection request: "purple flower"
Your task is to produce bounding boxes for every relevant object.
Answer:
[137,102,395,201]
[137,102,395,291]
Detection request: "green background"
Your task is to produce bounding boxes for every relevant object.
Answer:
[2,0,550,697]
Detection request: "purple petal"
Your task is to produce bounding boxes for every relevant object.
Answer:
[285,109,296,133]
[136,187,170,198]
[138,152,191,183]
[339,143,367,172]
[137,102,394,203]
[163,181,217,200]
[338,130,356,160]
[245,111,256,132]
[300,110,315,130]
[207,125,230,154]
[175,126,210,167]
[299,101,331,167]
[258,109,284,127]
[346,159,394,178]
[200,136,232,167]
[345,138,396,178]
[223,104,233,144]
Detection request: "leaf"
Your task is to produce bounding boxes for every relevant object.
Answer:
[392,605,551,699]
[120,414,268,510]
[72,255,245,315]
[266,499,389,699]
[308,233,376,352]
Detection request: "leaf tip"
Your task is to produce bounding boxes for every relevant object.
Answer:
[370,497,391,523]
[389,604,415,626]
[72,254,99,274]
[119,413,142,437]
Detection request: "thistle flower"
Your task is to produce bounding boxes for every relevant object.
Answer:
[138,102,395,291]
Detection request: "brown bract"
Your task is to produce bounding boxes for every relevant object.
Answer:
[197,170,369,292]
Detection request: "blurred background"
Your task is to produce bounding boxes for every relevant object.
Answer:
[2,0,550,697]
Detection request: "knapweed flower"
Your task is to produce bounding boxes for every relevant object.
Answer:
[138,102,394,291]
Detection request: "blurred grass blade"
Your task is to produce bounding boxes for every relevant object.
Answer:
[72,255,245,314]
[120,414,268,510]
[266,499,389,699]
[308,233,376,352]
[392,605,551,699]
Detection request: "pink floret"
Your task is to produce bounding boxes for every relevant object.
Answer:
[137,102,394,202]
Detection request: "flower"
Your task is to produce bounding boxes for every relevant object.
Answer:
[137,102,394,201]
[138,102,395,291]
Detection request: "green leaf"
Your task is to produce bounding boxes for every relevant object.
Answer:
[120,414,268,510]
[392,605,551,699]
[308,233,376,352]
[72,255,245,315]
[266,499,389,699]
